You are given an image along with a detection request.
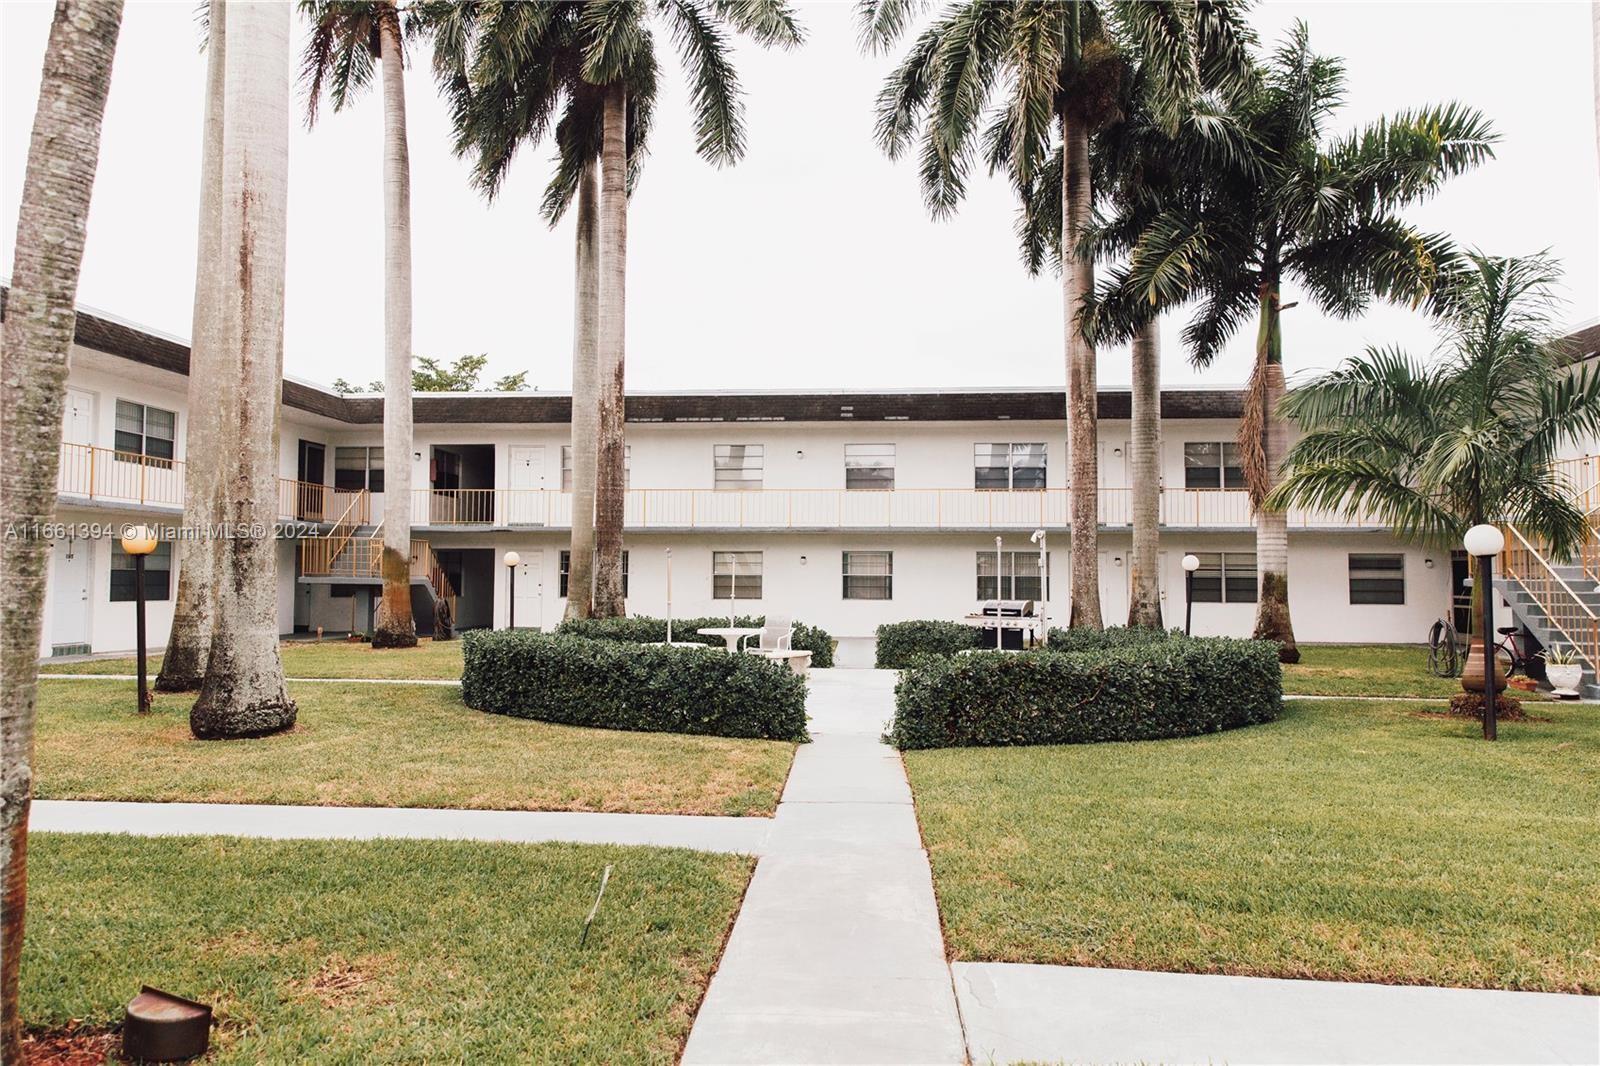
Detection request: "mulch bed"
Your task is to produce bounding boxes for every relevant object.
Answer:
[21,1023,122,1066]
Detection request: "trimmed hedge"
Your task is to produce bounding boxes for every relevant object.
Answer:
[874,620,983,667]
[556,614,835,668]
[889,637,1281,749]
[462,629,808,741]
[1042,625,1183,652]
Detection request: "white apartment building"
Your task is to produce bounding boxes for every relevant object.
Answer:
[39,304,1600,660]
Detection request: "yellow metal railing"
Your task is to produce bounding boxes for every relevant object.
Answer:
[59,442,329,522]
[1500,523,1599,669]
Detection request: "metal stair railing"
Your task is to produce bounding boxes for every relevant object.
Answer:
[299,490,370,576]
[1499,523,1600,670]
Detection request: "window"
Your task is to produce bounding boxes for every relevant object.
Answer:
[559,550,629,597]
[1188,551,1257,603]
[714,445,763,491]
[1349,553,1405,604]
[713,551,763,599]
[1183,442,1245,489]
[845,444,895,491]
[560,446,630,491]
[975,551,1050,601]
[114,400,175,465]
[842,551,893,599]
[974,443,1046,490]
[110,540,172,601]
[335,446,384,492]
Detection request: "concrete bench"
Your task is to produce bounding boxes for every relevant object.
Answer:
[754,648,812,675]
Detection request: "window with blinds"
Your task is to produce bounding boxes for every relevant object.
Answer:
[844,444,895,490]
[974,443,1046,490]
[714,445,763,491]
[842,551,893,599]
[713,551,763,599]
[1349,553,1404,604]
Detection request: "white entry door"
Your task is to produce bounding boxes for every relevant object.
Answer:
[512,549,543,629]
[51,537,92,649]
[63,388,95,444]
[1098,549,1129,624]
[508,445,546,526]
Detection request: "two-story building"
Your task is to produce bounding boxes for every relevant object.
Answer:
[39,300,1501,660]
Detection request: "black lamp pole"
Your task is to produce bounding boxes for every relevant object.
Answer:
[508,566,516,629]
[1480,553,1497,741]
[134,552,149,714]
[1185,569,1194,637]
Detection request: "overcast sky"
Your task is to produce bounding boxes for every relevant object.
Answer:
[3,1,1596,394]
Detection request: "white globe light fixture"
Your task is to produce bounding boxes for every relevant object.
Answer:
[120,524,158,557]
[503,550,520,568]
[1181,554,1201,637]
[1181,553,1200,572]
[1462,524,1505,741]
[1463,524,1504,558]
[503,552,521,629]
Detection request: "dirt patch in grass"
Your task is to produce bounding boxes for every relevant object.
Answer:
[22,1023,121,1066]
[290,953,395,1010]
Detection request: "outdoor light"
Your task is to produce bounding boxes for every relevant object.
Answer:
[1182,553,1201,638]
[1031,529,1048,645]
[503,551,520,629]
[1464,524,1505,741]
[1424,557,1435,569]
[120,525,158,714]
[799,555,808,565]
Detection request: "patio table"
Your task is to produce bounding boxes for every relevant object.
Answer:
[698,626,764,652]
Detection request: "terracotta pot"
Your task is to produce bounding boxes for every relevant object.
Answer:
[1460,637,1507,693]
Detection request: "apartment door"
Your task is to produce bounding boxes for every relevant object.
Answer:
[50,536,92,650]
[507,445,546,525]
[1098,441,1129,525]
[63,388,94,444]
[1098,549,1129,623]
[512,549,543,629]
[296,440,326,520]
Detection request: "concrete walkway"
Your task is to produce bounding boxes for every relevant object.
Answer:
[682,669,966,1065]
[31,800,770,855]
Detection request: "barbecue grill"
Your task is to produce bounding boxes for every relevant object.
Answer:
[970,599,1037,650]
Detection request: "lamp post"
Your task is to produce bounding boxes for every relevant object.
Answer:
[1031,529,1048,646]
[503,551,520,629]
[1464,524,1506,740]
[1182,554,1201,637]
[120,525,159,714]
[665,547,674,645]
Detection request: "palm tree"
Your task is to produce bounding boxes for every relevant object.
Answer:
[432,0,803,617]
[159,0,228,691]
[1087,21,1496,660]
[301,0,418,648]
[0,2,122,1052]
[190,0,298,739]
[1269,251,1600,653]
[863,0,1210,629]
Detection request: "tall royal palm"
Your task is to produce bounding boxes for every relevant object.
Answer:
[301,0,419,648]
[0,2,122,1053]
[864,0,1208,629]
[1269,252,1600,636]
[432,0,802,617]
[1089,22,1495,659]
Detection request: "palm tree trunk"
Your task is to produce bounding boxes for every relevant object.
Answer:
[0,2,122,1055]
[592,85,628,618]
[190,0,298,738]
[1127,318,1163,627]
[1241,282,1300,662]
[1062,111,1102,628]
[372,6,416,649]
[564,160,600,620]
[159,0,226,690]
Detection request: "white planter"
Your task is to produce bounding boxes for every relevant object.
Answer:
[1545,663,1584,694]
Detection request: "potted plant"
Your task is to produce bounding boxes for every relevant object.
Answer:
[1539,645,1585,696]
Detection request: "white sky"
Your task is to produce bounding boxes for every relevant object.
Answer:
[3,1,1597,394]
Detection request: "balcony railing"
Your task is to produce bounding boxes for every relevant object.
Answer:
[404,486,1384,531]
[57,442,337,523]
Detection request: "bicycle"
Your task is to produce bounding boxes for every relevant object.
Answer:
[1492,625,1535,677]
[1427,617,1461,677]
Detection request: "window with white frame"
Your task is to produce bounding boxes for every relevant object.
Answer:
[559,550,629,597]
[1349,553,1404,604]
[842,551,893,599]
[714,445,763,490]
[975,551,1049,600]
[114,400,175,465]
[713,551,763,599]
[560,445,630,491]
[1183,442,1245,489]
[1188,551,1256,602]
[844,444,895,490]
[974,443,1046,490]
[110,540,172,601]
[334,446,384,492]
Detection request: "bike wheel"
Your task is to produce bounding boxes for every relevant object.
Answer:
[1494,643,1518,677]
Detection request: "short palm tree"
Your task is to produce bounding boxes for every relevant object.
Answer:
[301,0,419,648]
[863,0,1213,629]
[1088,21,1496,659]
[1270,252,1600,634]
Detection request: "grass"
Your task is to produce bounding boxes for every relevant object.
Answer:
[34,680,793,816]
[1283,643,1546,699]
[22,833,749,1063]
[40,636,467,679]
[905,697,1600,992]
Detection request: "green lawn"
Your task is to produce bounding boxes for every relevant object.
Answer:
[906,697,1600,992]
[35,680,793,816]
[40,636,467,679]
[1282,643,1545,698]
[22,834,748,1063]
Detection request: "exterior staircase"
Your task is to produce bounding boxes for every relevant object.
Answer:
[1495,523,1600,699]
[298,490,458,635]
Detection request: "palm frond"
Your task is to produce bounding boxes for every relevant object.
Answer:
[663,0,745,164]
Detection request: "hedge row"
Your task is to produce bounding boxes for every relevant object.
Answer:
[889,637,1281,749]
[556,614,835,668]
[1042,625,1184,651]
[874,620,983,667]
[462,629,809,740]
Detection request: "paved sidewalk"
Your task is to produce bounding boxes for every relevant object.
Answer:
[955,962,1600,1065]
[31,800,770,854]
[682,669,965,1065]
